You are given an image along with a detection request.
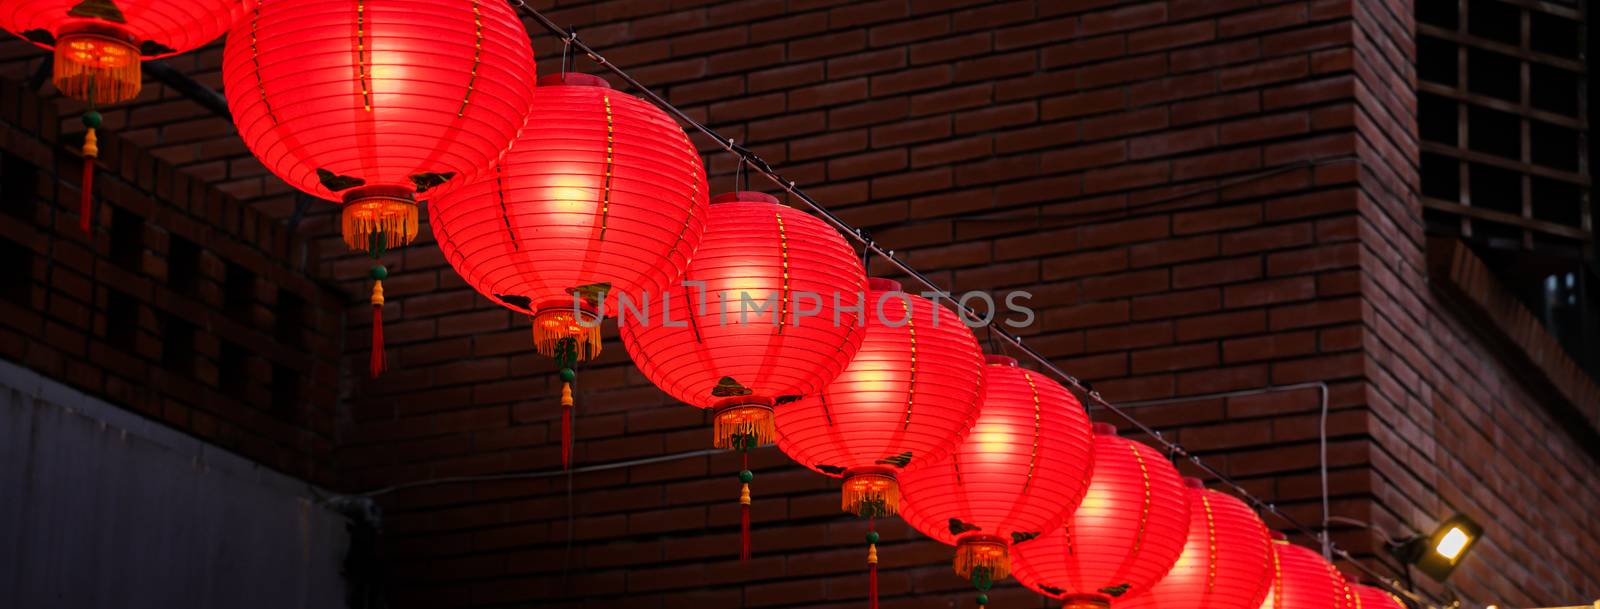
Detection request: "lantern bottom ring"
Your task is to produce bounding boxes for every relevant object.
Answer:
[712,399,774,450]
[341,186,420,253]
[954,534,1011,581]
[1059,594,1112,609]
[532,303,603,362]
[841,467,899,518]
[53,25,142,105]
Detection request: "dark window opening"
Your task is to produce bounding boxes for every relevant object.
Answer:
[1481,250,1600,380]
[271,363,300,421]
[160,313,196,374]
[1421,153,1460,201]
[1531,64,1580,117]
[275,289,305,347]
[219,341,249,394]
[110,209,145,272]
[1465,48,1519,102]
[1529,120,1580,172]
[168,235,201,295]
[0,238,32,306]
[1419,93,1457,144]
[1417,36,1458,87]
[0,151,38,221]
[224,261,255,321]
[1530,11,1581,59]
[1418,1,1458,28]
[1466,0,1521,45]
[1466,105,1519,160]
[105,289,138,350]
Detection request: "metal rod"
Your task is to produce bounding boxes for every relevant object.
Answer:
[144,60,230,118]
[514,4,1423,604]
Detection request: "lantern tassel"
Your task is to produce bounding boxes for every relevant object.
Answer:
[738,451,753,561]
[370,279,386,377]
[560,380,574,468]
[739,483,751,561]
[80,127,96,233]
[954,537,1010,581]
[867,518,880,609]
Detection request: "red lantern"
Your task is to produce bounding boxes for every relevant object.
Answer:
[1348,582,1406,609]
[430,72,708,467]
[222,0,537,254]
[3,0,253,231]
[3,0,249,104]
[773,277,984,609]
[1012,424,1191,609]
[619,192,867,559]
[1117,478,1274,609]
[1257,536,1354,609]
[773,277,985,518]
[896,355,1095,608]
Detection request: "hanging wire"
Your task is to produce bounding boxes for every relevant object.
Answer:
[510,4,1427,605]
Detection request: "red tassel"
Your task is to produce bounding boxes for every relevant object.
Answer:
[740,498,751,561]
[560,382,573,469]
[80,127,97,233]
[370,280,386,377]
[739,451,751,561]
[868,519,880,609]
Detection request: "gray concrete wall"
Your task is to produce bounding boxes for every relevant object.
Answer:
[0,358,348,609]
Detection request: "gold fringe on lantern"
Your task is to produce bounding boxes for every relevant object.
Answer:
[341,193,419,253]
[713,402,774,449]
[954,536,1010,581]
[54,33,141,105]
[842,470,900,517]
[533,308,603,361]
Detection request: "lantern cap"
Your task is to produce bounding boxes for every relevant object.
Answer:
[537,72,611,88]
[711,191,780,205]
[1183,477,1206,489]
[1091,422,1118,436]
[1271,530,1289,542]
[984,355,1018,366]
[867,278,902,292]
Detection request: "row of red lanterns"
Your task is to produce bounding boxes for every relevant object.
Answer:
[1,3,1408,609]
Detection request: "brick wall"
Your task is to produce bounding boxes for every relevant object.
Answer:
[0,0,1596,607]
[0,77,344,484]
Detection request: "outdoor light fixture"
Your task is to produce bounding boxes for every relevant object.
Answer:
[1392,513,1482,582]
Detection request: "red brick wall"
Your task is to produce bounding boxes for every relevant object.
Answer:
[0,0,1596,607]
[0,77,344,484]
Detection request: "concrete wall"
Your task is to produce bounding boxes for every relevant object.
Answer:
[0,357,347,609]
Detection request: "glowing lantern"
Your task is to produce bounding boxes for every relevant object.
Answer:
[430,72,709,467]
[896,356,1095,609]
[2,0,249,103]
[619,192,867,559]
[221,0,537,255]
[1011,424,1191,609]
[1257,535,1355,609]
[2,0,254,231]
[221,0,536,376]
[774,277,985,517]
[1117,478,1274,609]
[772,277,984,609]
[1349,582,1406,609]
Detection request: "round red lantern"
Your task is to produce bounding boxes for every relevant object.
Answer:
[1348,582,1406,609]
[896,355,1095,602]
[2,0,249,104]
[1257,536,1354,609]
[619,192,866,449]
[221,0,537,254]
[429,72,708,466]
[773,277,985,518]
[1011,424,1191,609]
[619,191,867,558]
[1117,478,1274,609]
